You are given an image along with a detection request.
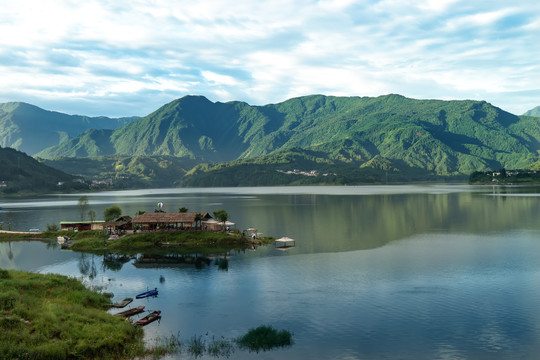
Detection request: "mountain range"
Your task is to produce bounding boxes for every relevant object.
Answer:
[0,102,137,155]
[1,94,539,188]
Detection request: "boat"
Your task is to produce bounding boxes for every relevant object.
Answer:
[111,297,133,308]
[135,288,158,299]
[114,306,145,317]
[57,235,70,244]
[135,310,161,326]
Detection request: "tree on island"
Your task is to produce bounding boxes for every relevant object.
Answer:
[78,196,89,221]
[213,210,229,230]
[179,207,188,213]
[194,213,204,229]
[104,205,122,222]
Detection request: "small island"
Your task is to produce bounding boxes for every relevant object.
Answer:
[1,205,273,254]
[0,206,290,359]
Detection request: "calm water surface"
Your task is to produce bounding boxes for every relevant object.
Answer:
[2,185,540,359]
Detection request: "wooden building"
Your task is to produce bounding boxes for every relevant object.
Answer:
[103,216,133,234]
[60,221,105,231]
[132,212,212,231]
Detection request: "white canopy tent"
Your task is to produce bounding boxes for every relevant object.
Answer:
[275,236,295,249]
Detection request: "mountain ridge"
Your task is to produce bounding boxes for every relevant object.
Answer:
[0,102,138,155]
[35,94,540,179]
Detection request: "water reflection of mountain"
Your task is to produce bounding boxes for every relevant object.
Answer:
[238,187,540,254]
[133,253,212,269]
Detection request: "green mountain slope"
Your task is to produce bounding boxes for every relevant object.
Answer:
[0,147,87,194]
[0,102,137,155]
[40,155,199,189]
[523,106,540,117]
[36,129,116,158]
[180,148,440,187]
[36,95,540,178]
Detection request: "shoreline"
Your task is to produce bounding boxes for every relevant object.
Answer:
[0,230,273,254]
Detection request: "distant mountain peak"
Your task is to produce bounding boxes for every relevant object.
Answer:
[0,102,137,155]
[523,106,540,117]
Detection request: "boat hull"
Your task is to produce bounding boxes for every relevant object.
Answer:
[135,310,161,326]
[135,289,158,299]
[111,298,133,308]
[114,306,145,317]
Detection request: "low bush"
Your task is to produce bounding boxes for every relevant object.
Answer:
[236,325,293,352]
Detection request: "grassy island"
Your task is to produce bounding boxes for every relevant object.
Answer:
[68,231,273,254]
[0,230,275,255]
[0,269,146,359]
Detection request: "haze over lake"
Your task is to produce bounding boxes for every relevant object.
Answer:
[2,185,540,359]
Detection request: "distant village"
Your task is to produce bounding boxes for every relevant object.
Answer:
[277,169,337,177]
[470,168,540,184]
[485,169,538,178]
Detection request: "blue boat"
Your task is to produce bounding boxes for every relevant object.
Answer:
[136,288,158,299]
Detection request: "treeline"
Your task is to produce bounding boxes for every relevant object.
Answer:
[180,149,466,187]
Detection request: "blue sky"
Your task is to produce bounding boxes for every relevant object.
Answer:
[0,0,539,117]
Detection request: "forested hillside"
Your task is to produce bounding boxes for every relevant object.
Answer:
[0,102,137,155]
[40,155,199,189]
[523,106,540,117]
[37,94,540,181]
[0,147,87,194]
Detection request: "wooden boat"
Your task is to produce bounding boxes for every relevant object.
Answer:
[135,310,161,326]
[114,306,145,317]
[135,288,158,299]
[111,297,133,308]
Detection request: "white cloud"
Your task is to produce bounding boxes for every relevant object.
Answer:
[0,0,539,116]
[201,71,241,87]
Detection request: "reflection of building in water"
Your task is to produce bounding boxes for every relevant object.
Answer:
[133,254,213,269]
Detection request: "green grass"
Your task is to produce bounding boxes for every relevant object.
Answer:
[0,229,275,256]
[69,231,254,254]
[0,270,146,359]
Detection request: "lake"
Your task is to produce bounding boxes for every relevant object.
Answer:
[2,185,540,359]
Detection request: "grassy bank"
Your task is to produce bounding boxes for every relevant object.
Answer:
[0,229,275,255]
[0,269,145,359]
[69,231,274,254]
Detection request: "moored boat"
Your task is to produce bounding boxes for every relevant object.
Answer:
[135,310,161,326]
[135,288,158,299]
[114,306,145,317]
[111,297,133,308]
[57,235,69,244]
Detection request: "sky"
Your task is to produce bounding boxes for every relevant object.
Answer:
[0,0,539,117]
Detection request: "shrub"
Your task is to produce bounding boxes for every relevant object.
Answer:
[46,223,59,232]
[236,325,293,352]
[0,269,11,279]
